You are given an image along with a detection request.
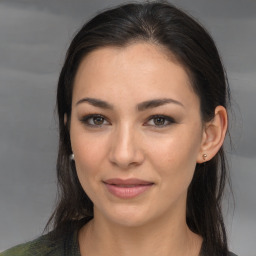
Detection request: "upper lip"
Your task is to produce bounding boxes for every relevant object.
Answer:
[103,178,154,185]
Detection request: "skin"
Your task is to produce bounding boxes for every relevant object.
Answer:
[68,42,228,256]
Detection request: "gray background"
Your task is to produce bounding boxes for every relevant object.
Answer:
[0,0,255,255]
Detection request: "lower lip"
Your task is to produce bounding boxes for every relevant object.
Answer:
[104,183,153,199]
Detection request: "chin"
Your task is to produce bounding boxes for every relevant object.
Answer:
[102,204,152,228]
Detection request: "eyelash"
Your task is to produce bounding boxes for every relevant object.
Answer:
[146,115,175,127]
[80,114,175,128]
[80,114,110,128]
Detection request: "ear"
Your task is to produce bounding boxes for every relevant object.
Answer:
[64,113,72,131]
[64,113,67,125]
[197,106,228,163]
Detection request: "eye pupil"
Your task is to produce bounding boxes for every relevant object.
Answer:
[154,117,165,125]
[93,116,104,125]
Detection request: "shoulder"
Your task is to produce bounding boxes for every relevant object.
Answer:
[0,219,90,256]
[229,252,238,256]
[0,232,66,256]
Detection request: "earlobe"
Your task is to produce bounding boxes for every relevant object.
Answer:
[197,106,228,163]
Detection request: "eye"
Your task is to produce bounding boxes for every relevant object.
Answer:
[80,114,110,127]
[145,115,175,128]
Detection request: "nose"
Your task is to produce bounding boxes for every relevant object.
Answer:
[108,124,144,169]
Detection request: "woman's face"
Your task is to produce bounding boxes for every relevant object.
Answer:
[70,43,205,227]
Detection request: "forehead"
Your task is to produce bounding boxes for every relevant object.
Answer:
[72,43,198,109]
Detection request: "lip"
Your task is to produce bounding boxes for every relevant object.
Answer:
[104,178,153,185]
[103,178,154,199]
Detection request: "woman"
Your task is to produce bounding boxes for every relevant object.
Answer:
[1,1,237,256]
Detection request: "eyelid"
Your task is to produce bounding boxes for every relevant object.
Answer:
[80,113,175,128]
[80,114,111,128]
[144,114,175,127]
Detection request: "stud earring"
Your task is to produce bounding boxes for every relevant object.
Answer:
[202,153,207,161]
[70,153,75,161]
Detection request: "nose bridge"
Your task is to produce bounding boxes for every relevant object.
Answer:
[109,122,143,168]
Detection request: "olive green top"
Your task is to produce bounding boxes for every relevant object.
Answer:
[0,228,80,256]
[0,225,238,256]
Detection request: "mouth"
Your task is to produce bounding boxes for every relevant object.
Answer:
[103,178,154,199]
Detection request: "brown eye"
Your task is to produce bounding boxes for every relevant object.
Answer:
[80,114,110,127]
[93,116,104,125]
[145,115,175,128]
[153,117,166,126]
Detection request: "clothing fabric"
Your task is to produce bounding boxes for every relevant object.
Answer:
[0,224,238,256]
[0,228,80,256]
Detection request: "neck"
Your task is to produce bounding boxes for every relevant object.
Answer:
[78,210,202,256]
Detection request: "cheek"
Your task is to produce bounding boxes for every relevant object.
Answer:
[69,121,109,187]
[150,137,200,203]
[72,135,105,175]
[147,127,202,179]
[71,133,108,202]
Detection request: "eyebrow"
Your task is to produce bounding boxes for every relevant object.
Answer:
[76,97,113,109]
[76,97,184,111]
[137,98,184,111]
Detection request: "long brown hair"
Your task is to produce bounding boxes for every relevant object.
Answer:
[46,2,232,255]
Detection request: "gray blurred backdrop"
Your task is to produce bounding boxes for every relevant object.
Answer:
[0,0,255,255]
